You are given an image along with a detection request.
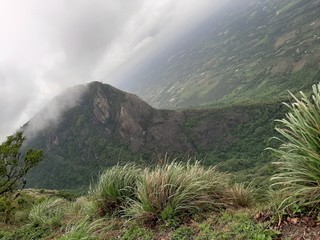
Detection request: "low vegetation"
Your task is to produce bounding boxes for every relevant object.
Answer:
[270,84,320,209]
[0,162,270,239]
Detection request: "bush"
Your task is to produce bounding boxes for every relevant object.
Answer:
[89,164,141,216]
[127,161,229,224]
[270,83,320,209]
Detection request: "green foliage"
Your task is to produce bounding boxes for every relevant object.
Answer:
[122,224,154,240]
[172,226,194,240]
[127,161,229,224]
[89,164,141,216]
[270,83,320,209]
[0,131,43,195]
[0,193,35,225]
[0,224,50,240]
[198,211,279,240]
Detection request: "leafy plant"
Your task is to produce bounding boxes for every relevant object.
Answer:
[0,132,43,195]
[270,83,320,209]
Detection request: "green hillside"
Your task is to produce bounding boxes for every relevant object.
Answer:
[122,0,320,108]
[23,82,286,191]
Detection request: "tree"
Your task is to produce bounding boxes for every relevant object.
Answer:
[0,131,43,195]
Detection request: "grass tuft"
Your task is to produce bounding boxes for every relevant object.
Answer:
[270,83,320,209]
[225,182,255,208]
[127,161,229,224]
[89,164,141,216]
[29,197,66,228]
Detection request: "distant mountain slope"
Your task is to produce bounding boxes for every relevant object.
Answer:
[24,82,285,190]
[119,0,320,108]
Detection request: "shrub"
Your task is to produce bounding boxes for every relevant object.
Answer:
[270,83,320,209]
[0,132,43,195]
[127,161,229,224]
[89,164,141,216]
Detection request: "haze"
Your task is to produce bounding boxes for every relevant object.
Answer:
[0,0,228,141]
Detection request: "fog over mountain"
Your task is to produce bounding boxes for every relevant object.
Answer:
[0,0,228,141]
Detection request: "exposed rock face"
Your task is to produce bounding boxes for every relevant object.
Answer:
[93,86,111,124]
[118,94,153,151]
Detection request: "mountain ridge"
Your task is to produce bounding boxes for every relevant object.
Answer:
[23,82,285,190]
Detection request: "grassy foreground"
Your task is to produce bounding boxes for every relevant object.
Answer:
[0,162,282,240]
[2,161,320,239]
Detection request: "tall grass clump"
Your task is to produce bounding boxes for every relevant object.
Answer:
[127,161,229,224]
[89,164,141,216]
[29,197,66,227]
[59,218,93,240]
[225,182,255,208]
[270,83,320,209]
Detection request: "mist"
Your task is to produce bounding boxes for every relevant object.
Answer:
[0,0,229,142]
[24,84,88,140]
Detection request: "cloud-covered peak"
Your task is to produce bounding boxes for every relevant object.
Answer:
[0,0,226,141]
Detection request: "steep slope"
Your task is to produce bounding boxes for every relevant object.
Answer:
[23,82,285,190]
[119,0,320,108]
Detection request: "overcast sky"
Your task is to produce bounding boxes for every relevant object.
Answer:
[0,0,226,142]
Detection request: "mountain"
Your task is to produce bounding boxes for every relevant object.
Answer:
[118,0,320,109]
[24,82,285,190]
